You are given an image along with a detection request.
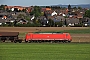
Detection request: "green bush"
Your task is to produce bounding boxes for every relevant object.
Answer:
[15,23,41,27]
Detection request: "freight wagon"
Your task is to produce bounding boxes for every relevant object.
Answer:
[25,32,72,43]
[0,32,22,43]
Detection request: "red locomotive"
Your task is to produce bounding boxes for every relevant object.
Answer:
[25,32,72,43]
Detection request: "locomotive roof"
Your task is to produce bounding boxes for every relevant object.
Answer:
[33,32,63,34]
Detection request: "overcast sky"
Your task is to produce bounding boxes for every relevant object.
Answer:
[0,0,90,6]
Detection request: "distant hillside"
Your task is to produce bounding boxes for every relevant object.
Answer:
[52,4,90,9]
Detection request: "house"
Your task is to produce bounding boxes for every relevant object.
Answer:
[2,15,7,19]
[26,7,32,13]
[0,14,4,18]
[81,17,90,26]
[4,6,13,10]
[5,6,26,12]
[0,13,14,25]
[54,16,65,21]
[51,11,57,16]
[87,20,90,26]
[42,8,51,12]
[17,19,28,24]
[66,18,79,26]
[0,18,5,25]
[31,16,35,20]
[39,16,48,26]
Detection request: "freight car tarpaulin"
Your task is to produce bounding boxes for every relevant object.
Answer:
[0,32,19,36]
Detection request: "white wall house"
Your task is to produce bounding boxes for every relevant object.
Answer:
[31,16,35,20]
[11,8,14,11]
[51,11,57,16]
[0,23,2,25]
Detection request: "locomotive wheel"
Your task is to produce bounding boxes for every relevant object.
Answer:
[25,39,28,43]
[38,40,42,43]
[50,41,54,43]
[29,40,32,43]
[62,41,65,43]
[11,40,13,42]
[68,41,71,43]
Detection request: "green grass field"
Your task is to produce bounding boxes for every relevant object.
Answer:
[0,43,90,60]
[40,28,90,34]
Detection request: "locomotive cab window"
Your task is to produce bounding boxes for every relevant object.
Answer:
[66,34,68,36]
[28,34,30,36]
